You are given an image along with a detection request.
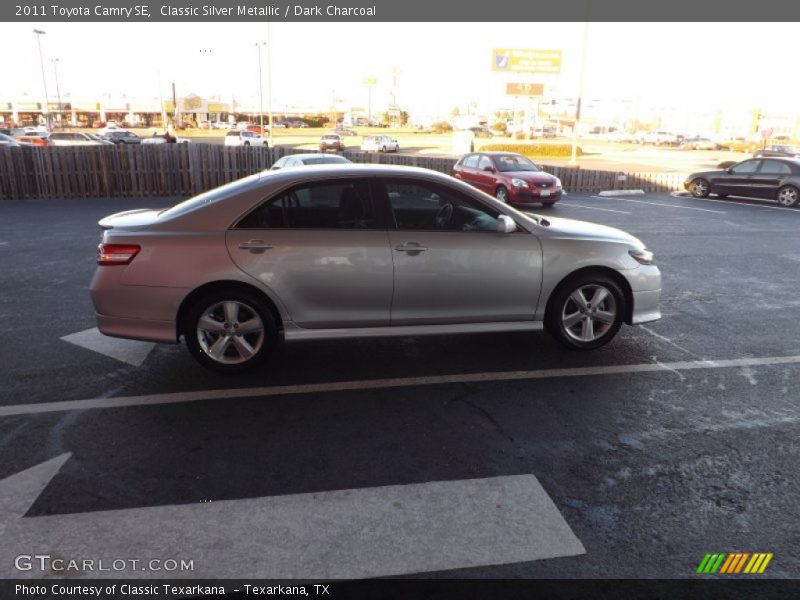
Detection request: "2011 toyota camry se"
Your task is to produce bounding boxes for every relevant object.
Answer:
[90,165,661,372]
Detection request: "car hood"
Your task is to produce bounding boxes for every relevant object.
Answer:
[541,215,642,245]
[98,209,161,230]
[503,170,557,183]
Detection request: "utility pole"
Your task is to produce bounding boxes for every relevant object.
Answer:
[256,42,266,133]
[172,82,178,128]
[33,29,50,129]
[52,58,62,129]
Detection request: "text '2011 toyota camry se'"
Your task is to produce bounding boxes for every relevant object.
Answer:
[90,165,661,372]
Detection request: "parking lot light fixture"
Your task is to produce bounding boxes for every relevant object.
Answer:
[33,29,50,129]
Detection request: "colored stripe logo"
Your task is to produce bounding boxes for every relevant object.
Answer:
[697,552,773,574]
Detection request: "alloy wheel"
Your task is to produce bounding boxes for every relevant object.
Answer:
[561,284,618,343]
[196,300,265,365]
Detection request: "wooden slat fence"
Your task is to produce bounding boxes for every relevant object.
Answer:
[0,144,686,200]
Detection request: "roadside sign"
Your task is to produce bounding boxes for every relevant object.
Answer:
[363,77,377,87]
[492,49,561,74]
[506,83,544,97]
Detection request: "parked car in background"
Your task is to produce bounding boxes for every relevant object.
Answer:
[270,153,351,170]
[333,128,357,136]
[14,133,50,146]
[319,134,345,152]
[141,132,190,144]
[87,133,115,145]
[717,137,757,153]
[212,121,229,130]
[49,132,109,146]
[530,126,557,139]
[361,135,399,153]
[245,124,269,136]
[681,136,717,150]
[469,126,494,139]
[452,151,562,208]
[0,133,20,147]
[684,157,800,207]
[639,131,679,145]
[98,123,123,135]
[101,131,142,144]
[90,164,661,372]
[224,130,268,147]
[753,144,800,159]
[604,130,637,143]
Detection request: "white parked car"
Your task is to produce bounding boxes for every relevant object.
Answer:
[270,153,351,170]
[224,130,269,147]
[639,131,679,146]
[49,132,108,146]
[141,132,190,144]
[361,135,399,153]
[212,121,229,130]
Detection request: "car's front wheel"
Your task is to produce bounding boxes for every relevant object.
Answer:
[184,290,278,372]
[545,273,625,350]
[777,185,799,207]
[689,178,710,198]
[496,186,509,203]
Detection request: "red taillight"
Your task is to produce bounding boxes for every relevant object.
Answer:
[96,243,140,265]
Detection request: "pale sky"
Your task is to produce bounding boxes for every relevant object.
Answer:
[4,22,799,118]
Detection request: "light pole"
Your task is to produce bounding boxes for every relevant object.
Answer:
[255,42,265,133]
[266,23,273,129]
[569,19,590,166]
[33,29,50,129]
[52,58,63,128]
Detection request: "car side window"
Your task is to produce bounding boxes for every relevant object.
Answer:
[477,155,494,170]
[383,179,501,233]
[760,160,792,175]
[237,180,376,230]
[462,154,479,168]
[730,161,759,174]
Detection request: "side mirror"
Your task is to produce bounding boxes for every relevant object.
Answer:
[482,165,495,173]
[497,215,517,233]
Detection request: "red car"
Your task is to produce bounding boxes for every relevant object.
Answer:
[452,151,562,207]
[245,124,269,136]
[14,134,51,147]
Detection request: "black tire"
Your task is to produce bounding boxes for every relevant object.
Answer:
[381,146,387,152]
[395,146,400,153]
[777,185,800,208]
[689,178,710,198]
[540,201,556,208]
[496,186,509,203]
[544,272,625,350]
[243,142,250,147]
[183,289,278,373]
[263,142,269,147]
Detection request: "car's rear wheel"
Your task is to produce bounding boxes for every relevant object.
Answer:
[545,273,625,350]
[263,142,269,147]
[689,178,710,198]
[381,146,387,152]
[184,290,278,373]
[777,185,799,207]
[243,142,250,147]
[496,186,509,203]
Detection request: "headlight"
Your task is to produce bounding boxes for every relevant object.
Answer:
[511,178,529,188]
[629,249,655,265]
[553,177,562,188]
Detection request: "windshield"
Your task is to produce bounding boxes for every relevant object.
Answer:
[495,155,539,172]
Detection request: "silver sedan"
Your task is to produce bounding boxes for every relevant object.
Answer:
[90,165,661,372]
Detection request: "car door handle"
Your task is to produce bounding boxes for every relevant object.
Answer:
[238,239,273,250]
[395,243,428,253]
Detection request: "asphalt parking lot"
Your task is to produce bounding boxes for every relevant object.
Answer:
[0,191,799,580]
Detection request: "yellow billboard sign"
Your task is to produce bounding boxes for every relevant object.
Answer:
[492,49,561,74]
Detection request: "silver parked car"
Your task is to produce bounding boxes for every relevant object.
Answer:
[90,165,661,372]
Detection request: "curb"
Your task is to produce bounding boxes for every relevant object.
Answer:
[597,189,645,197]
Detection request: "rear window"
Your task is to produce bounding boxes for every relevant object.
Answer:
[301,156,349,165]
[158,174,261,219]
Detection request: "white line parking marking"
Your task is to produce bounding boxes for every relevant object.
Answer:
[683,195,800,213]
[591,196,726,214]
[556,203,631,214]
[60,327,155,367]
[0,456,585,578]
[2,355,800,417]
